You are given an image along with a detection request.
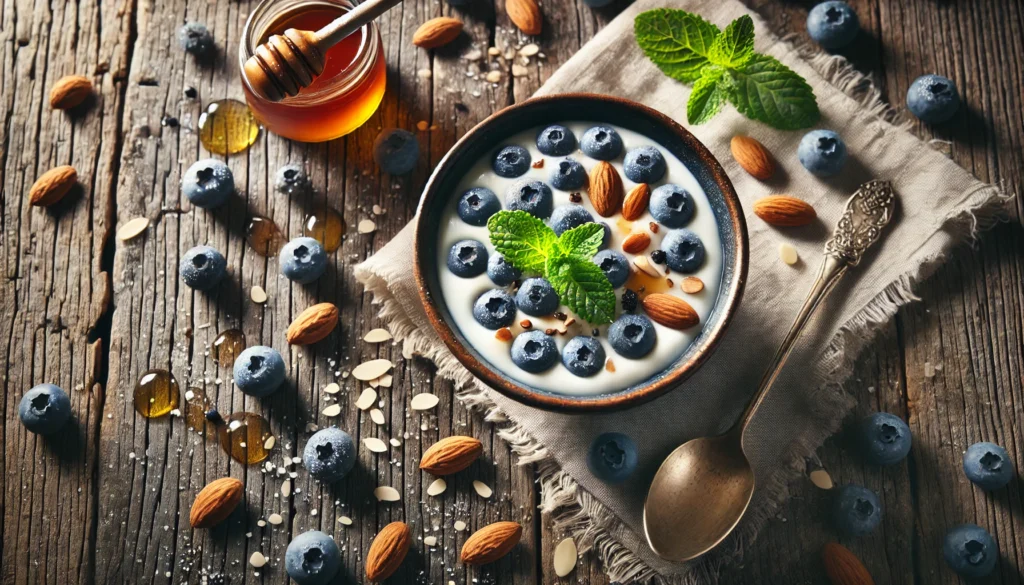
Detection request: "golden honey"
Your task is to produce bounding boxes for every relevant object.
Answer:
[211,329,246,368]
[302,206,346,252]
[198,99,260,155]
[246,215,286,257]
[218,412,275,464]
[133,369,180,418]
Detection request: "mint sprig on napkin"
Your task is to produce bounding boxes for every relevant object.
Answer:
[488,210,615,325]
[635,9,819,130]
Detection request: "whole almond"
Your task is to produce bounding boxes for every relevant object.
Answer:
[753,195,816,227]
[190,478,243,528]
[461,521,523,565]
[49,75,92,110]
[641,293,699,330]
[366,521,411,582]
[822,542,874,585]
[286,302,339,345]
[588,161,624,217]
[621,232,651,254]
[29,165,78,207]
[622,183,651,221]
[730,135,775,180]
[412,17,463,49]
[420,436,483,475]
[505,0,542,35]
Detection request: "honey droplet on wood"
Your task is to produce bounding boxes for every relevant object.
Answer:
[246,215,285,257]
[198,99,260,155]
[217,412,274,464]
[211,328,245,368]
[133,369,180,418]
[302,206,346,252]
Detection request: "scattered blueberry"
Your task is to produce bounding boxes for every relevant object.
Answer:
[457,187,501,226]
[662,229,705,273]
[623,147,667,183]
[549,158,588,191]
[19,384,71,435]
[303,427,356,483]
[179,245,227,290]
[598,223,611,249]
[580,126,623,160]
[649,184,695,228]
[487,254,522,286]
[184,86,198,99]
[373,128,420,174]
[550,205,594,236]
[806,1,859,49]
[907,74,961,124]
[798,129,848,177]
[275,164,312,195]
[178,22,215,55]
[858,412,912,466]
[587,432,638,483]
[493,145,531,177]
[833,484,882,536]
[608,314,656,359]
[621,289,639,313]
[233,346,286,397]
[279,237,328,284]
[536,125,577,156]
[510,330,559,373]
[473,289,517,329]
[592,250,629,288]
[506,180,553,218]
[562,336,606,377]
[943,524,998,578]
[963,441,1014,491]
[285,530,342,585]
[447,239,488,278]
[650,249,667,264]
[515,278,559,316]
[182,159,233,209]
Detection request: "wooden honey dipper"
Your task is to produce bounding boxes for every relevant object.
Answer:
[244,0,404,102]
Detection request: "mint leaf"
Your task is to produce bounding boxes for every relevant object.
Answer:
[687,66,729,125]
[546,255,616,325]
[557,223,604,259]
[635,9,721,83]
[726,54,820,130]
[487,210,558,274]
[708,15,754,68]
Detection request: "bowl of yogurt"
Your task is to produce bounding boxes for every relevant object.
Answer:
[414,94,747,412]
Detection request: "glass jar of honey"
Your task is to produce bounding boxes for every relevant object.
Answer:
[240,0,386,142]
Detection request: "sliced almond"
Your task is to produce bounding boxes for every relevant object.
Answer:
[353,359,393,381]
[250,552,267,568]
[268,513,284,525]
[411,393,439,411]
[779,243,799,265]
[390,438,402,447]
[424,536,438,546]
[680,276,704,294]
[632,255,663,278]
[426,478,447,496]
[363,437,388,453]
[280,479,291,497]
[250,285,268,304]
[358,219,376,234]
[374,486,401,502]
[355,388,378,410]
[378,374,393,388]
[454,520,467,531]
[117,217,149,241]
[553,537,577,577]
[364,328,393,343]
[339,516,353,525]
[322,404,342,417]
[810,469,834,490]
[472,480,493,498]
[324,383,340,394]
[370,409,386,425]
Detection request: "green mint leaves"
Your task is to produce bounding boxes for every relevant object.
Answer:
[636,9,819,130]
[487,211,615,325]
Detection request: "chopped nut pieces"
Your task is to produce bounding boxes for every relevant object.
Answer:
[495,327,513,342]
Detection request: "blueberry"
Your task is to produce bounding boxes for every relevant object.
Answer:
[943,524,998,578]
[19,384,72,435]
[275,164,311,195]
[373,128,420,174]
[515,278,559,316]
[457,187,501,226]
[180,245,227,290]
[798,129,848,177]
[472,289,517,329]
[592,250,629,288]
[536,125,577,156]
[233,346,286,397]
[587,432,638,483]
[598,222,611,249]
[806,1,859,49]
[178,22,214,55]
[487,254,521,286]
[608,314,656,358]
[562,336,605,377]
[546,157,585,191]
[182,159,233,208]
[550,205,594,236]
[506,180,553,218]
[662,229,705,273]
[580,126,623,160]
[510,330,559,373]
[447,239,488,278]
[833,484,882,536]
[623,147,667,183]
[493,145,531,177]
[303,427,356,483]
[649,184,695,228]
[963,441,1014,490]
[279,237,328,284]
[907,74,961,124]
[285,530,342,585]
[858,412,912,466]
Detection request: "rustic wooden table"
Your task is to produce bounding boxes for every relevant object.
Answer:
[3,0,1022,583]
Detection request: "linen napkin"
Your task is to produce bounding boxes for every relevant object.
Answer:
[356,0,1009,581]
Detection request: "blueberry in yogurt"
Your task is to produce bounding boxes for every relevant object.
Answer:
[510,330,559,373]
[447,239,488,278]
[562,336,606,377]
[550,204,594,236]
[473,289,517,329]
[457,187,501,226]
[487,254,522,286]
[549,158,587,191]
[580,126,623,160]
[515,278,559,316]
[506,179,553,218]
[662,229,705,273]
[623,146,666,183]
[493,145,531,177]
[608,314,656,359]
[650,184,695,228]
[536,125,576,156]
[592,250,629,288]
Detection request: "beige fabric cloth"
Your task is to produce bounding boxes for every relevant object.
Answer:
[356,0,1009,581]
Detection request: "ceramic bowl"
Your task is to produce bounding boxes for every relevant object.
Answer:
[413,94,747,412]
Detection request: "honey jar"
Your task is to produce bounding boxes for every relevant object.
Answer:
[240,0,386,142]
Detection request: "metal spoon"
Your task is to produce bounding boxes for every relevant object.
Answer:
[643,180,897,563]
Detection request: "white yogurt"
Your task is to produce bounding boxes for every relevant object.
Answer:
[436,122,723,396]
